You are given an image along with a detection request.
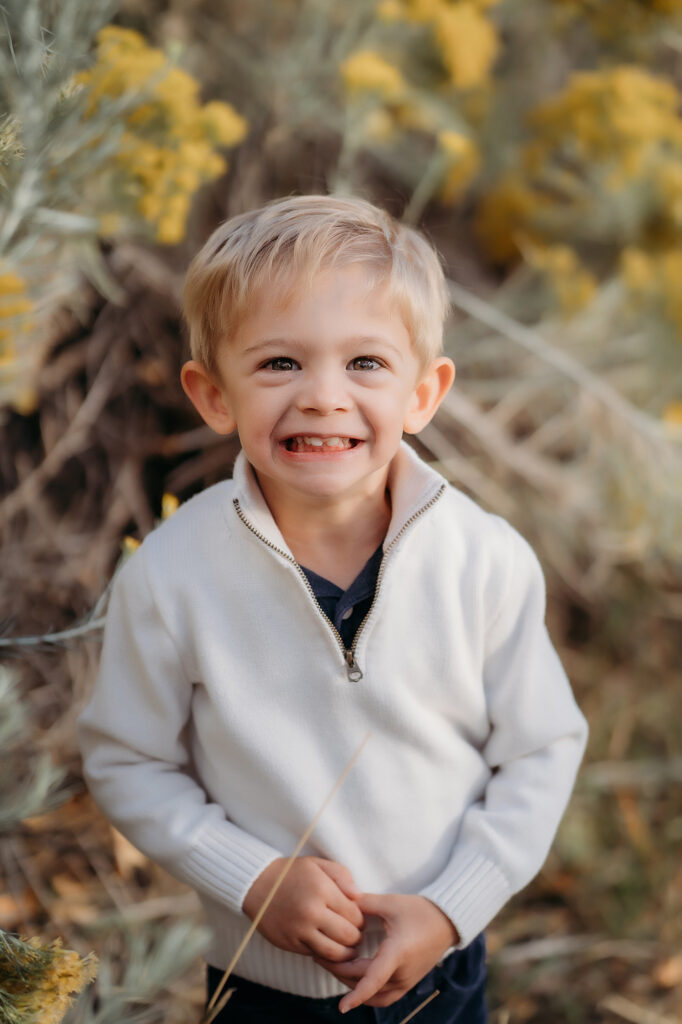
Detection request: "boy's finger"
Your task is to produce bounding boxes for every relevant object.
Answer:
[306,933,361,963]
[325,887,365,930]
[337,946,397,1013]
[317,859,361,899]
[313,956,372,980]
[320,909,363,948]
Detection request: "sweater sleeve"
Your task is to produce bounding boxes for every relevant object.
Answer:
[418,522,589,947]
[77,549,282,914]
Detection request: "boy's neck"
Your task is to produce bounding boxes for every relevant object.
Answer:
[254,473,391,590]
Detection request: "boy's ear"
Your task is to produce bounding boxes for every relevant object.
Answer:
[403,356,455,435]
[180,360,237,435]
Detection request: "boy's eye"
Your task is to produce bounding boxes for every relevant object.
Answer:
[262,357,299,371]
[349,356,382,371]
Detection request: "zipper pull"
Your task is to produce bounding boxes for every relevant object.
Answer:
[345,650,363,682]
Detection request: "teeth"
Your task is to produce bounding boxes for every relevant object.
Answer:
[287,435,355,451]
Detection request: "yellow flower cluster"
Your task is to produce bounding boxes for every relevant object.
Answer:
[474,173,545,263]
[437,129,480,202]
[339,3,497,200]
[551,0,682,40]
[433,3,499,89]
[525,243,597,315]
[663,401,682,427]
[475,67,682,263]
[76,26,248,245]
[621,247,682,332]
[1,937,97,1024]
[527,67,682,182]
[0,268,34,349]
[378,0,500,88]
[340,49,444,145]
[123,491,179,554]
[0,267,37,412]
[340,50,406,100]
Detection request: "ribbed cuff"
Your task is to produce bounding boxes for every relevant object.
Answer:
[419,851,511,948]
[179,820,282,914]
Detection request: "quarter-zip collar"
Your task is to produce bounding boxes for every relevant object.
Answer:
[230,441,448,681]
[383,441,447,548]
[230,439,447,554]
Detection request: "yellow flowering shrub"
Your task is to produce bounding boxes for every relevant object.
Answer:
[621,247,658,296]
[76,26,248,245]
[431,2,499,89]
[338,2,501,203]
[551,0,682,44]
[525,243,597,316]
[663,401,682,427]
[620,247,682,333]
[437,129,480,202]
[475,66,682,330]
[526,67,682,184]
[377,0,500,89]
[161,492,180,518]
[477,65,682,255]
[122,491,180,556]
[0,269,33,347]
[340,48,444,150]
[474,173,546,263]
[0,17,250,413]
[340,50,406,100]
[0,934,96,1024]
[361,108,399,142]
[0,267,37,414]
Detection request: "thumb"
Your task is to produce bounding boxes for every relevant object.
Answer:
[354,891,396,921]
[317,859,361,899]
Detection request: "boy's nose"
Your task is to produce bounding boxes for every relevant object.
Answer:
[295,371,352,414]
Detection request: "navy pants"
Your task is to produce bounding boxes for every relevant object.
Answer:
[205,933,487,1023]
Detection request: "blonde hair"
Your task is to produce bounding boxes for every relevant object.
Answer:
[183,194,450,378]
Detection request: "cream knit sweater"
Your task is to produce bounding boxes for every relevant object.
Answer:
[78,442,588,998]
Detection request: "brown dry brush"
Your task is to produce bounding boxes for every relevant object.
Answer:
[1,234,681,1023]
[0,249,213,1022]
[0,660,211,1024]
[1,2,681,1020]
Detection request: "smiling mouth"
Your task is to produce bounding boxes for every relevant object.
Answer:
[283,435,360,453]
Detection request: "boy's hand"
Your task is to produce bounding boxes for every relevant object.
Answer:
[314,892,459,1011]
[243,856,365,962]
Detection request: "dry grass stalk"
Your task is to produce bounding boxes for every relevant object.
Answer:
[397,987,441,1023]
[599,994,678,1024]
[0,338,127,526]
[446,280,667,444]
[581,758,682,790]
[202,731,372,1024]
[0,617,106,652]
[424,278,682,609]
[496,934,659,966]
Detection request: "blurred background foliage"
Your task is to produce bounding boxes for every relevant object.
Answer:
[1,0,681,1021]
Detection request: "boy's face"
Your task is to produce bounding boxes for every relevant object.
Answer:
[182,264,454,514]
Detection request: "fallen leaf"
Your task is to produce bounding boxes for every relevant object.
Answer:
[0,889,41,929]
[654,954,682,989]
[111,826,148,878]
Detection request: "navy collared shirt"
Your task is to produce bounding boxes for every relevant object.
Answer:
[301,545,383,650]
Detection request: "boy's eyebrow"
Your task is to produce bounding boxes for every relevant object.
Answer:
[242,335,407,357]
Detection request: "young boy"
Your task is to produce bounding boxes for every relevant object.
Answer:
[78,194,589,1023]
